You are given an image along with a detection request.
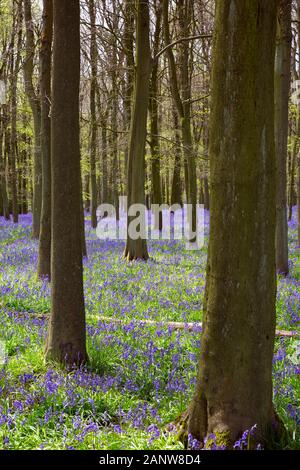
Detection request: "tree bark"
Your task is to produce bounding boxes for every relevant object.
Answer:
[88,0,97,228]
[45,0,87,365]
[0,105,10,220]
[189,0,279,446]
[171,108,182,206]
[124,0,151,261]
[150,2,162,230]
[9,0,23,224]
[38,0,53,280]
[123,0,135,174]
[163,0,197,241]
[24,0,42,238]
[275,0,291,275]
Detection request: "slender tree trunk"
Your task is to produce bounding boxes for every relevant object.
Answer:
[124,0,150,261]
[288,147,296,220]
[24,0,42,238]
[163,0,196,241]
[150,3,162,230]
[179,0,197,237]
[275,0,291,275]
[10,0,23,224]
[171,108,182,206]
[101,119,108,203]
[0,106,10,220]
[189,0,280,447]
[298,160,300,244]
[45,0,87,365]
[38,0,53,280]
[111,1,119,221]
[203,175,209,211]
[88,0,97,228]
[123,0,135,175]
[80,173,87,257]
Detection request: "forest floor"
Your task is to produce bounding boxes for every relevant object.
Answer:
[0,210,299,450]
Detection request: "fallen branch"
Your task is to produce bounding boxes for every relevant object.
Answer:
[97,316,299,338]
[6,308,300,338]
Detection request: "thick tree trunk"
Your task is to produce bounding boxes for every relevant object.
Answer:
[88,0,97,228]
[124,0,150,261]
[275,0,291,275]
[45,0,87,366]
[189,0,279,447]
[38,0,53,280]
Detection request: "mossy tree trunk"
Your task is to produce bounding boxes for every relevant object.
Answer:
[275,0,291,275]
[189,0,279,446]
[124,0,151,261]
[37,0,53,280]
[45,0,87,366]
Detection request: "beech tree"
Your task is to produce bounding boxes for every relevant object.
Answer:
[275,0,292,275]
[23,0,42,238]
[88,0,97,228]
[124,0,151,261]
[189,0,280,446]
[37,0,53,279]
[45,0,87,365]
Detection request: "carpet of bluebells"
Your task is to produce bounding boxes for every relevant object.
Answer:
[0,210,299,450]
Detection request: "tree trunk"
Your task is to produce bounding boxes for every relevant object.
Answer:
[45,0,87,366]
[124,0,151,261]
[163,0,196,241]
[123,0,135,175]
[111,0,119,222]
[150,3,162,230]
[88,0,97,228]
[0,106,10,220]
[24,0,42,238]
[178,0,197,237]
[171,108,182,206]
[38,0,53,280]
[288,146,296,220]
[203,175,209,210]
[298,160,300,244]
[275,0,291,275]
[189,0,279,447]
[9,0,23,224]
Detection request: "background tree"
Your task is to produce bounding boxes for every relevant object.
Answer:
[275,0,292,275]
[88,0,97,228]
[124,0,151,261]
[23,0,42,238]
[37,0,53,279]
